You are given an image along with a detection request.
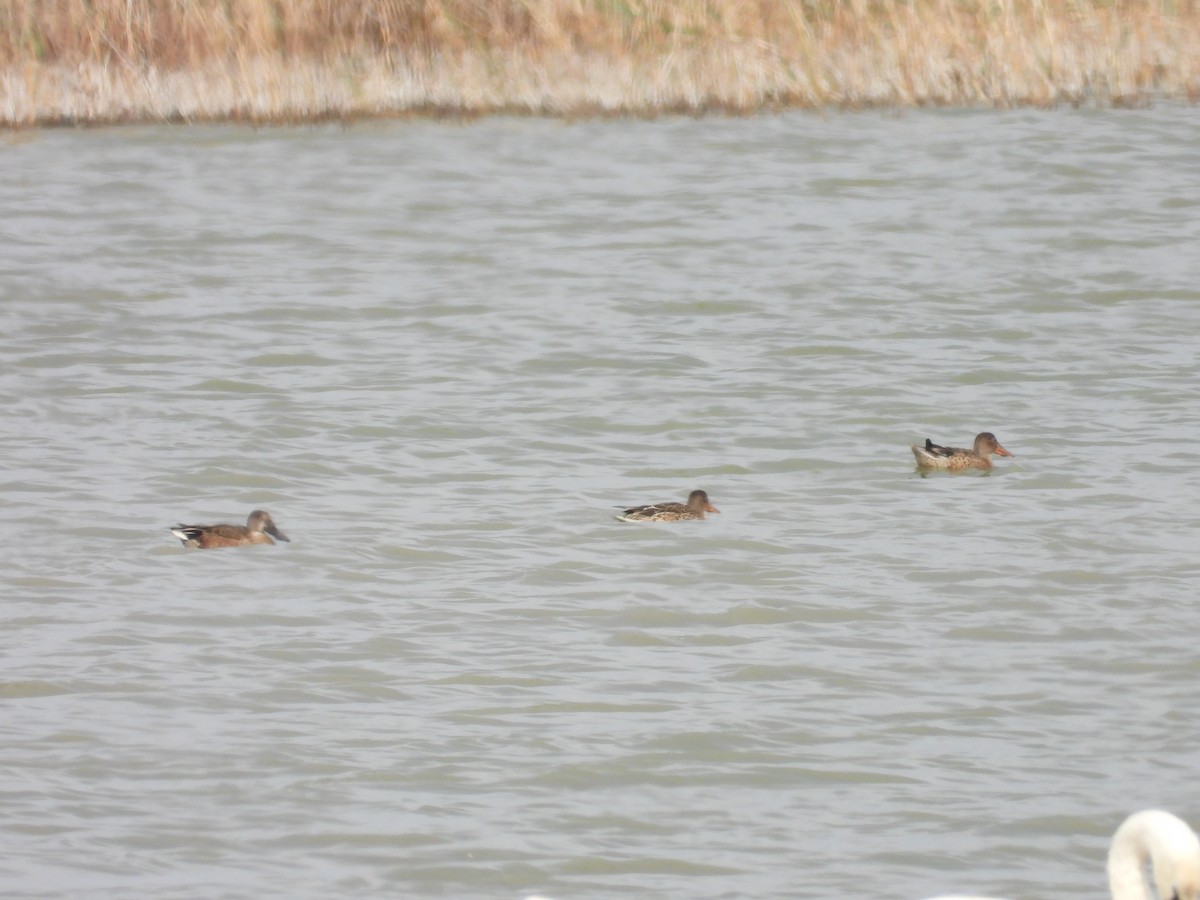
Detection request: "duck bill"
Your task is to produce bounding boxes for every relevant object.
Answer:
[268,527,291,542]
[706,504,721,514]
[994,445,1013,457]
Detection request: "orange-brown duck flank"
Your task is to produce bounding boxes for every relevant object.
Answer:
[170,510,290,549]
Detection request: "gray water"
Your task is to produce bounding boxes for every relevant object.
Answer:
[2,107,1200,900]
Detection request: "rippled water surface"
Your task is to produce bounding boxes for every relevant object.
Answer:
[3,108,1200,899]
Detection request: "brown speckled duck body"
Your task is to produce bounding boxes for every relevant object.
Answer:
[170,509,290,549]
[911,432,1013,471]
[617,490,720,522]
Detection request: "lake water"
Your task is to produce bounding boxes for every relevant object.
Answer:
[2,107,1200,900]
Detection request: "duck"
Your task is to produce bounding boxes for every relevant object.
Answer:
[169,509,290,549]
[924,809,1200,900]
[616,489,720,522]
[911,432,1013,471]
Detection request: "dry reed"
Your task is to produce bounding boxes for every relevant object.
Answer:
[1,0,1198,125]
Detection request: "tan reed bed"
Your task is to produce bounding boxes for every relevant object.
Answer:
[1,0,1198,126]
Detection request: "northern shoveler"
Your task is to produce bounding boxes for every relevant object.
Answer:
[617,489,720,522]
[911,432,1013,471]
[170,509,290,549]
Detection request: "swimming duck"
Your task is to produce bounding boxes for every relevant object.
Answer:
[911,432,1013,471]
[617,489,720,522]
[170,509,290,549]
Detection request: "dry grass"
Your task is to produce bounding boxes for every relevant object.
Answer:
[1,0,1198,125]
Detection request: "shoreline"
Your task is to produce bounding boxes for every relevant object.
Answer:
[3,1,1198,128]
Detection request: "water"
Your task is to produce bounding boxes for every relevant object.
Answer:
[2,107,1200,900]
